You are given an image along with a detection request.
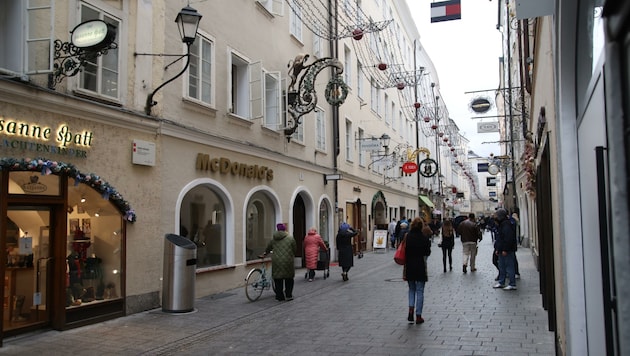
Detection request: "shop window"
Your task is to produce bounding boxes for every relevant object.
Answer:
[8,171,60,196]
[245,191,277,261]
[66,180,123,308]
[77,4,120,100]
[180,185,226,268]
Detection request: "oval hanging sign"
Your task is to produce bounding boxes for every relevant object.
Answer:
[71,20,117,50]
[470,97,492,114]
[402,162,418,174]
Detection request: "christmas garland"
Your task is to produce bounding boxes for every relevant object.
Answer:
[0,157,136,222]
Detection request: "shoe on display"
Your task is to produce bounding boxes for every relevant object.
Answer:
[493,283,505,288]
[503,285,517,291]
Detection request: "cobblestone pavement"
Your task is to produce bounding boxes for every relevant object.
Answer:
[2,231,555,355]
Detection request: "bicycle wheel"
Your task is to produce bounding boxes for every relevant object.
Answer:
[245,268,265,301]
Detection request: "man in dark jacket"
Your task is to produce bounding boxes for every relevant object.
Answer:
[493,209,518,290]
[457,213,482,273]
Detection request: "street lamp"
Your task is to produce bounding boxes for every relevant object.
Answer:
[143,6,202,115]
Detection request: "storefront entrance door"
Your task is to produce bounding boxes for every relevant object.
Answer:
[3,206,52,334]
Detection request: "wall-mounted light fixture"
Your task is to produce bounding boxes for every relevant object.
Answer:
[139,6,202,116]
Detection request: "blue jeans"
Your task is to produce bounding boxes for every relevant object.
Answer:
[498,251,516,287]
[407,280,425,314]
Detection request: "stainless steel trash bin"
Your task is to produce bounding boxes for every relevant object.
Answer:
[162,234,197,312]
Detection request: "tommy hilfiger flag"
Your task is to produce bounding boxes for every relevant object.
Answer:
[431,0,462,23]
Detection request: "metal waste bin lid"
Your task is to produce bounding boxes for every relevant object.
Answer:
[165,233,196,249]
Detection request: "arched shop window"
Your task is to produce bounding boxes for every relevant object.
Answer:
[180,185,226,268]
[66,178,123,307]
[245,191,277,261]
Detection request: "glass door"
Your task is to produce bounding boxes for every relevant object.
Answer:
[4,206,51,332]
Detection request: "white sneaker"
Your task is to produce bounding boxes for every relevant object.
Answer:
[493,283,505,288]
[503,285,517,290]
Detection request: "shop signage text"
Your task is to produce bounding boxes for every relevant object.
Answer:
[0,117,93,158]
[196,153,274,181]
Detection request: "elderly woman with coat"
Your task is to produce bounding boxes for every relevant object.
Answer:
[304,228,328,281]
[404,217,432,324]
[336,222,358,281]
[264,223,297,301]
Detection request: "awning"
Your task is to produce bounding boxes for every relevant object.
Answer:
[419,195,434,208]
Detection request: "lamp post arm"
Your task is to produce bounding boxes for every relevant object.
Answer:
[145,43,192,115]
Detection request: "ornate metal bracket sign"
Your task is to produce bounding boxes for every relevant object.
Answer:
[285,54,349,140]
[48,20,117,89]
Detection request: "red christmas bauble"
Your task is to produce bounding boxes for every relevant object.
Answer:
[352,28,364,40]
[377,63,387,70]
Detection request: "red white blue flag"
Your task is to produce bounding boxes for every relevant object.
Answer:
[430,0,462,23]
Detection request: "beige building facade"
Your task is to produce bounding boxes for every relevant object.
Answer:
[0,0,471,341]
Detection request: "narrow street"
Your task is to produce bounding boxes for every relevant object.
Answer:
[3,230,554,355]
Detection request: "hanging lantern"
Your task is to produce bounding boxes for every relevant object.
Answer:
[424,117,430,123]
[396,82,405,90]
[414,102,421,109]
[377,63,387,70]
[448,143,452,147]
[352,28,364,40]
[450,147,455,151]
[443,137,449,142]
[431,124,438,130]
[438,132,444,137]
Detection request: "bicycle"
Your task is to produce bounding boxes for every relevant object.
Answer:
[244,254,275,301]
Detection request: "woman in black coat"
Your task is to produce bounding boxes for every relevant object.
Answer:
[404,217,432,324]
[336,222,358,281]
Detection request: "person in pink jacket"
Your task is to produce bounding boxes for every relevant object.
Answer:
[304,227,328,281]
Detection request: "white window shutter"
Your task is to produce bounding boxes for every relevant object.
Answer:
[272,0,284,15]
[270,71,282,128]
[249,61,263,120]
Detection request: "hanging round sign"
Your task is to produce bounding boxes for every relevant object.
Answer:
[470,97,492,114]
[71,20,117,51]
[419,158,438,177]
[402,162,418,174]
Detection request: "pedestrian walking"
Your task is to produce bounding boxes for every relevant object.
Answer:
[336,222,358,281]
[264,223,297,301]
[403,217,432,324]
[395,217,409,248]
[493,208,518,290]
[457,213,482,273]
[304,227,327,281]
[510,211,521,279]
[440,218,455,272]
[388,218,397,248]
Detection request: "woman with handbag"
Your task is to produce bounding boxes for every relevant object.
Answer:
[440,219,455,272]
[404,217,432,324]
